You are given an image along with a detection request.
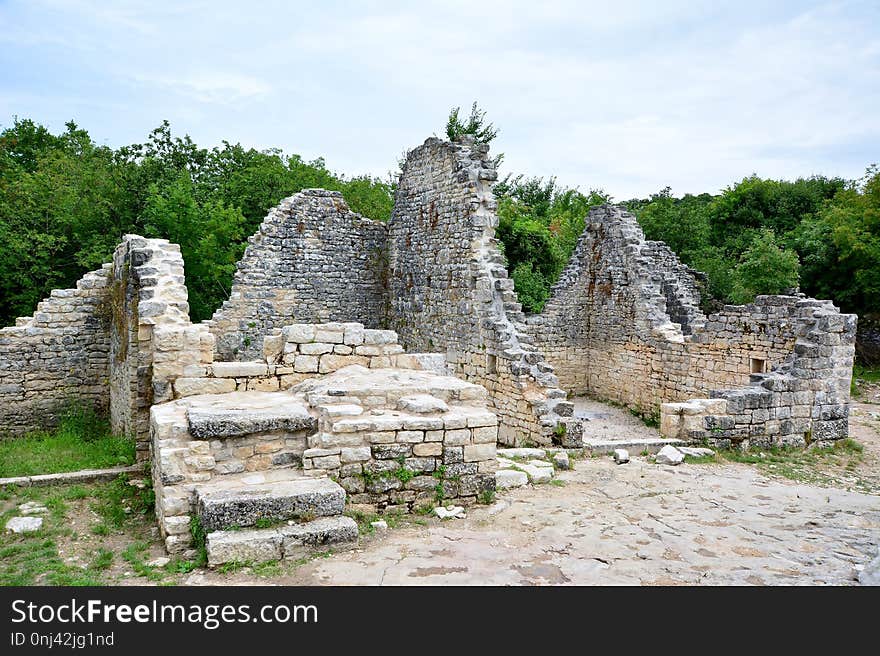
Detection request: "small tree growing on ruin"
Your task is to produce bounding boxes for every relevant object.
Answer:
[445,101,499,146]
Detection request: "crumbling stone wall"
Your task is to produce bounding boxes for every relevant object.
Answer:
[109,235,214,460]
[661,300,856,448]
[208,189,388,361]
[0,266,111,435]
[527,204,857,444]
[387,137,577,446]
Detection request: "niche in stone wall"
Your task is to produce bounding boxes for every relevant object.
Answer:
[750,357,766,374]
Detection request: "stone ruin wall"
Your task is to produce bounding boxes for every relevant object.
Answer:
[199,138,580,448]
[0,136,857,457]
[0,264,112,435]
[386,137,578,447]
[527,204,857,446]
[109,236,214,460]
[207,189,388,361]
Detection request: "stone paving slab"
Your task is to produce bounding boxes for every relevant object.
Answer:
[264,458,880,586]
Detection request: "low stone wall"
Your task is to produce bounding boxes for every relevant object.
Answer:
[150,395,317,553]
[208,190,388,361]
[0,266,111,435]
[296,367,497,512]
[661,301,857,448]
[163,322,422,399]
[150,364,498,553]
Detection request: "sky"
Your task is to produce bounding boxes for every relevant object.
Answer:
[1,0,878,200]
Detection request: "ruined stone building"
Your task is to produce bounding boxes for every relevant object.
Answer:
[0,135,857,562]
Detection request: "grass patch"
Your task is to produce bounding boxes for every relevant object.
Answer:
[713,439,867,487]
[89,548,114,570]
[121,541,164,582]
[549,479,567,487]
[477,489,496,504]
[0,406,134,477]
[852,364,880,398]
[683,454,720,465]
[89,474,154,529]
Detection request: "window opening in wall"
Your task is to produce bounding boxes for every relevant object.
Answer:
[750,358,766,374]
[487,354,497,374]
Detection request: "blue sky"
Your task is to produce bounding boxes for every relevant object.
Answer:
[1,0,878,199]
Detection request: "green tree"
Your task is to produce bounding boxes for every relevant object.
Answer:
[445,102,498,145]
[820,166,880,315]
[729,229,800,303]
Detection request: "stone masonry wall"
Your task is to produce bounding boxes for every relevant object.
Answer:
[208,189,388,361]
[661,300,857,448]
[527,204,857,444]
[109,235,214,460]
[164,322,417,400]
[387,137,578,447]
[529,206,808,411]
[0,266,111,435]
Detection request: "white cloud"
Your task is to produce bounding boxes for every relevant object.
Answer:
[0,0,877,198]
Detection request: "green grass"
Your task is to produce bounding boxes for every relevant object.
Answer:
[0,474,158,586]
[684,439,868,488]
[0,406,134,477]
[852,364,880,398]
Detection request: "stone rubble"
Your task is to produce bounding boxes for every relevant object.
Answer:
[655,445,686,466]
[434,505,466,520]
[6,516,43,533]
[613,449,630,464]
[552,451,570,470]
[18,501,48,515]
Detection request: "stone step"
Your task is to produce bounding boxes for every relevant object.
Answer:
[583,437,685,456]
[197,477,346,531]
[185,393,317,440]
[206,516,358,567]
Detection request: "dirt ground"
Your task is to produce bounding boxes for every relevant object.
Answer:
[3,394,879,586]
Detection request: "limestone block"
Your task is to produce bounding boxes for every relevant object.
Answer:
[343,323,365,346]
[211,361,269,378]
[294,355,319,373]
[363,329,397,345]
[463,443,496,462]
[174,377,236,397]
[283,324,316,343]
[300,342,334,355]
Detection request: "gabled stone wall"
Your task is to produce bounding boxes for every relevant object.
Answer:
[387,137,578,446]
[207,189,388,361]
[526,204,857,445]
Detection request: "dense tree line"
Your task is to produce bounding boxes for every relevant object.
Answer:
[0,118,393,323]
[2,112,878,343]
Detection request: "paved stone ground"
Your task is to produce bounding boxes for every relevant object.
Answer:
[187,399,880,586]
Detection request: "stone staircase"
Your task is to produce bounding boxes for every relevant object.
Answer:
[194,469,357,567]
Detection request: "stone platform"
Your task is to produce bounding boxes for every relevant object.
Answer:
[150,364,499,564]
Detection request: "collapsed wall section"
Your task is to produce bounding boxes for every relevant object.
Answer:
[208,189,388,361]
[387,137,577,446]
[0,267,112,435]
